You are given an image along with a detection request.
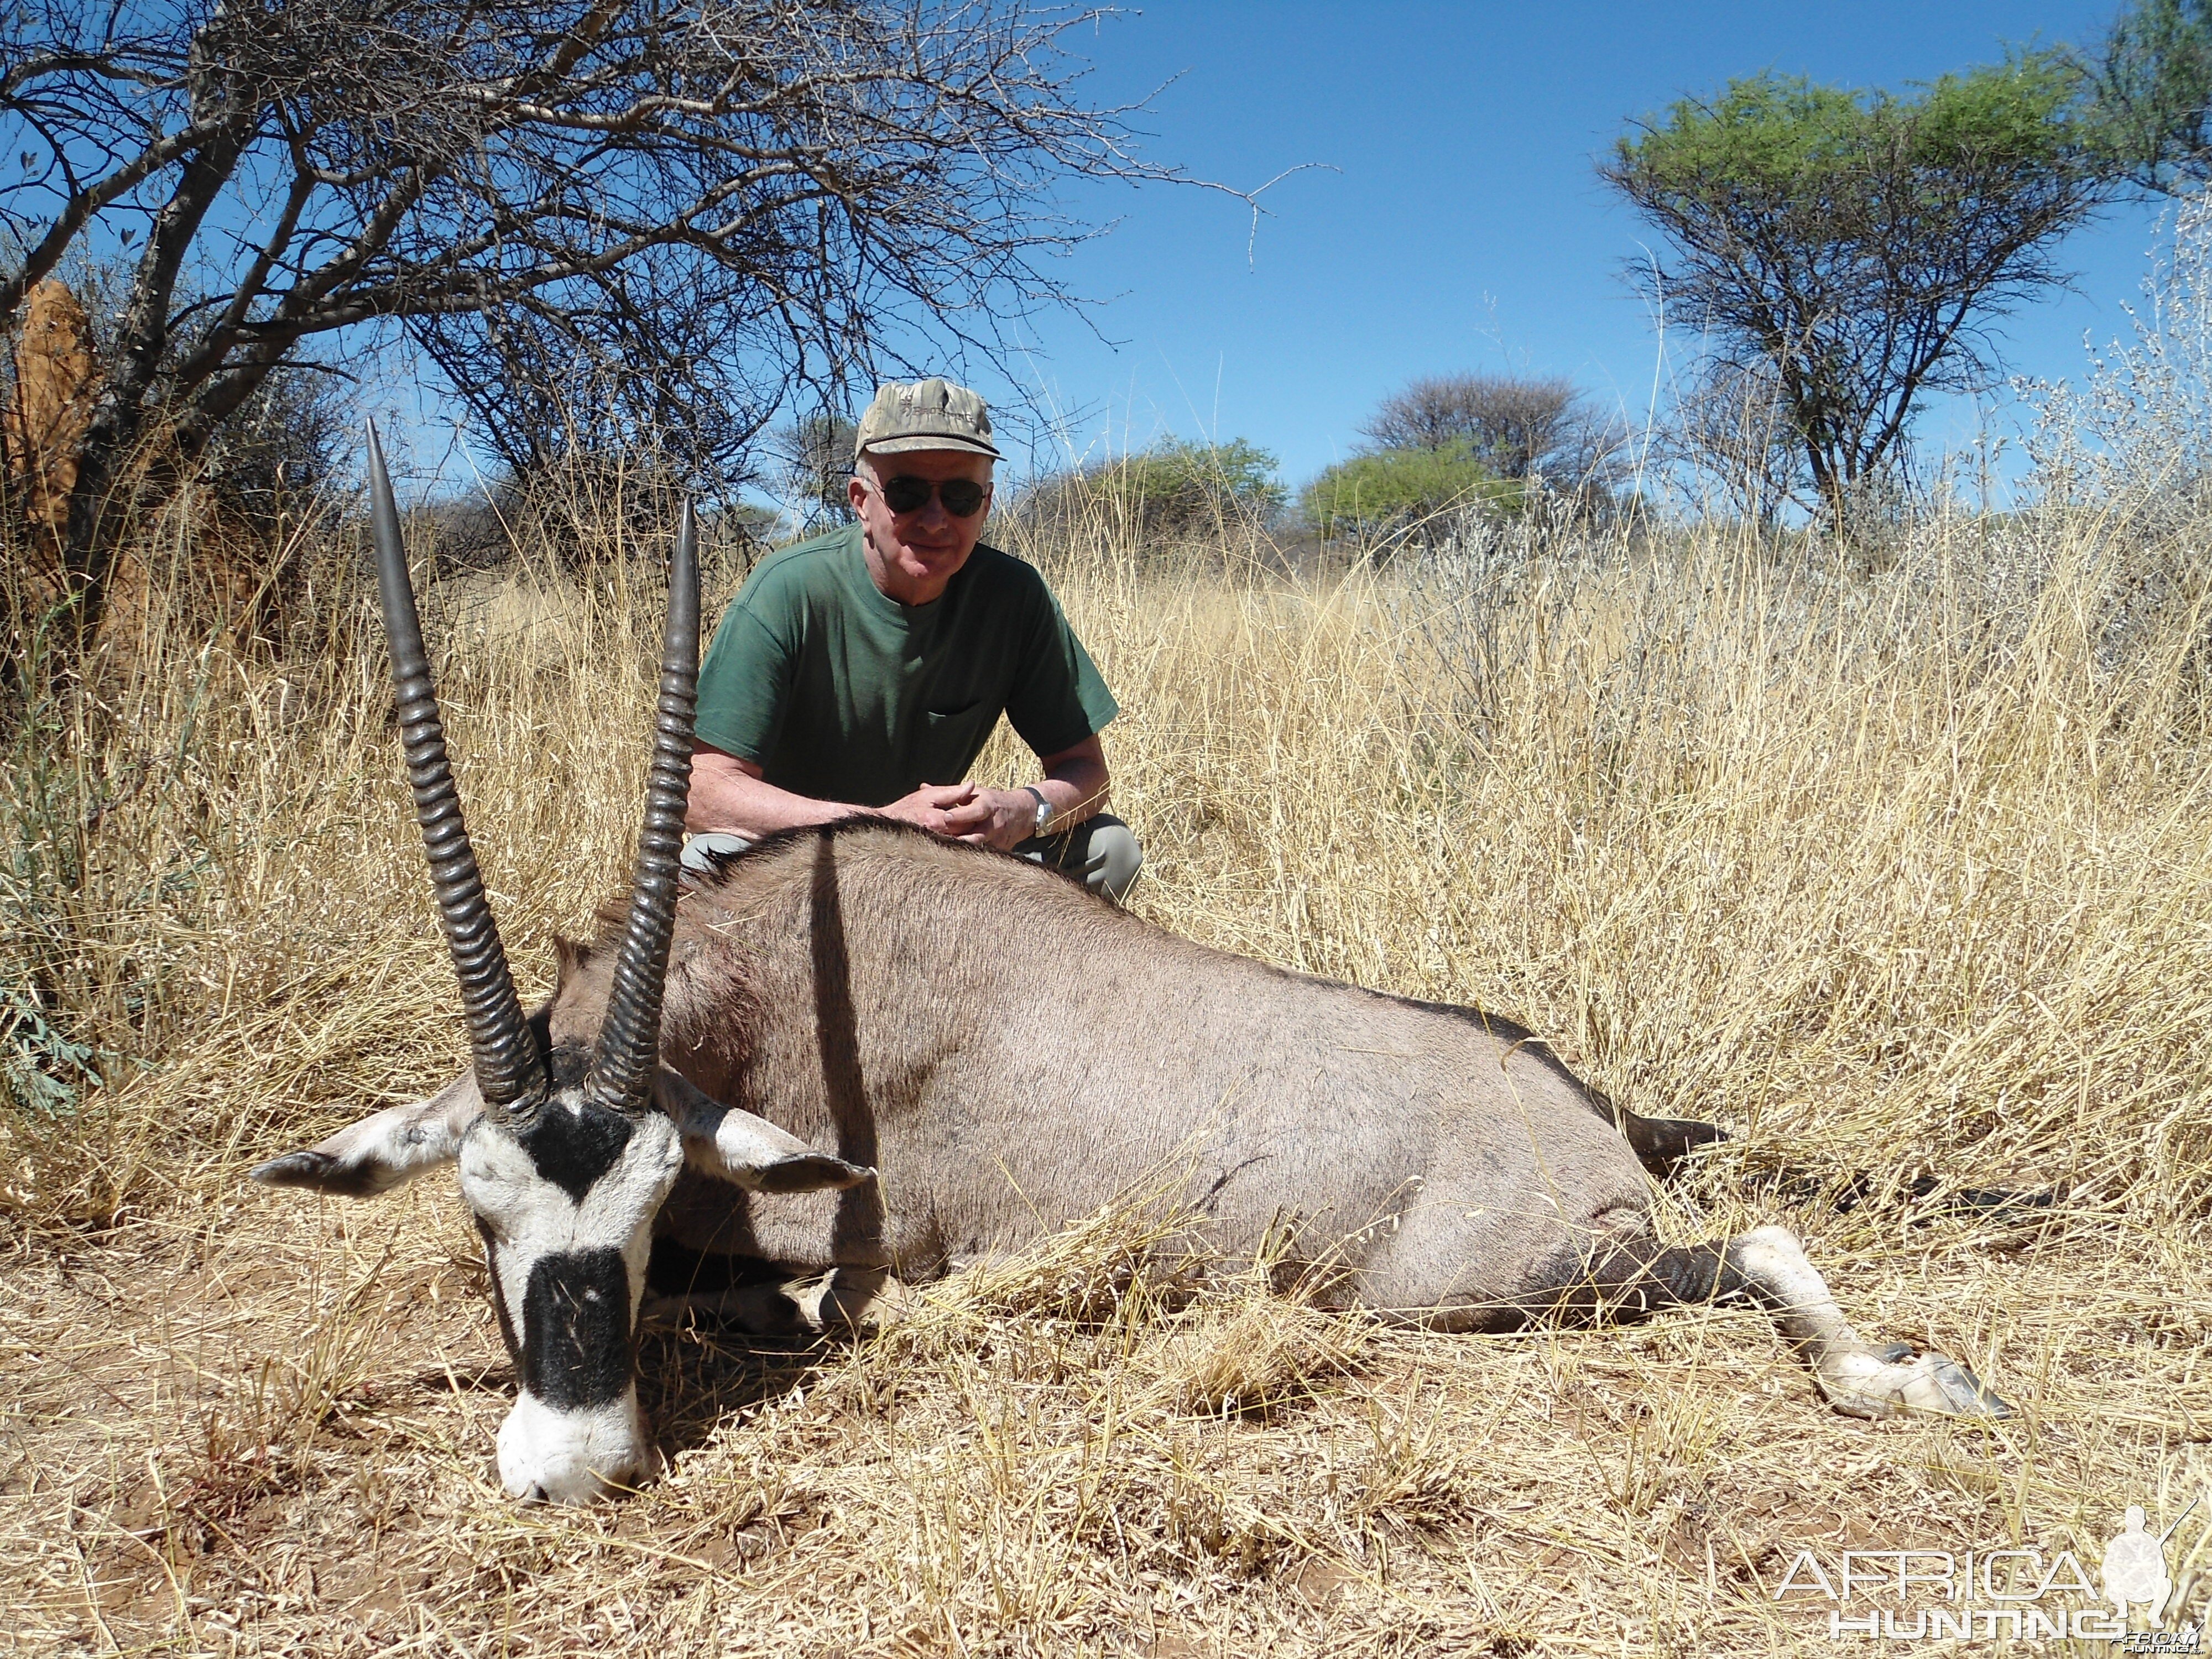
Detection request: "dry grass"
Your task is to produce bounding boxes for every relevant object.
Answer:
[5,497,2212,1654]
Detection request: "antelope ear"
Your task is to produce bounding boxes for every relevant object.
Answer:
[251,1072,479,1197]
[655,1070,874,1194]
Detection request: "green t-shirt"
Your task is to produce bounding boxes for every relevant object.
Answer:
[693,524,1119,807]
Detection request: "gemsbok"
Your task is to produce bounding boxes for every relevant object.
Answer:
[253,432,2008,1503]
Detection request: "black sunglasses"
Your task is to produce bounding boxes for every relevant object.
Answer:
[876,474,989,518]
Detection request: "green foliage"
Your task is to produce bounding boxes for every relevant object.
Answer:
[1299,444,1518,539]
[1604,56,2116,525]
[1110,437,1285,524]
[1619,58,2093,190]
[2093,0,2212,190]
[2,693,109,1115]
[1014,437,1284,538]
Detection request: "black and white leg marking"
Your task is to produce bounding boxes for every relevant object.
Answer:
[1726,1225,2011,1420]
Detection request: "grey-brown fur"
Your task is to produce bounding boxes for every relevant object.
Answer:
[551,819,1665,1328]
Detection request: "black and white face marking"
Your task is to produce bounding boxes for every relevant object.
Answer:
[459,1072,685,1504]
[518,1248,634,1406]
[252,1060,875,1505]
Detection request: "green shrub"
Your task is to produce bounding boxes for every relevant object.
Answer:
[1009,437,1284,541]
[1298,443,1520,539]
[1110,437,1284,526]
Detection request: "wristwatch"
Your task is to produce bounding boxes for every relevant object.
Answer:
[1024,784,1055,836]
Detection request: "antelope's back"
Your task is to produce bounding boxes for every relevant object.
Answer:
[659,823,1650,1284]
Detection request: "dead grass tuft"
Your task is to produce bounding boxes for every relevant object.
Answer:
[1146,1297,1371,1422]
[914,1185,1207,1331]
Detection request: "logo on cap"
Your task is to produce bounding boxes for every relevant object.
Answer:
[854,378,1000,462]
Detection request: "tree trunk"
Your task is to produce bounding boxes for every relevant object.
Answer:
[40,124,249,660]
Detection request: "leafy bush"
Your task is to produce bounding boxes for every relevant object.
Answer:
[1008,437,1284,545]
[1110,438,1284,525]
[1298,443,1519,540]
[1,694,109,1115]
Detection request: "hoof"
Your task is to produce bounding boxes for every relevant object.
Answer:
[1820,1350,2013,1421]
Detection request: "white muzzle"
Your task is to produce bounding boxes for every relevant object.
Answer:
[496,1387,655,1504]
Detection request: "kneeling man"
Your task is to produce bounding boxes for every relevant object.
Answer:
[684,377,1141,899]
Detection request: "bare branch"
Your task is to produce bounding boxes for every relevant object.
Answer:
[1,0,1206,637]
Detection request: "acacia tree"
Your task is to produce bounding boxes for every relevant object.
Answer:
[1356,372,1622,485]
[1601,59,2114,525]
[2094,0,2212,190]
[767,411,861,533]
[0,0,1182,641]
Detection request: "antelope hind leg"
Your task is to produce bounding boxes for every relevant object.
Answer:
[1726,1225,2011,1420]
[1542,1224,2010,1420]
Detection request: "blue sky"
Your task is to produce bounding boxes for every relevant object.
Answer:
[925,0,2172,497]
[380,0,2177,501]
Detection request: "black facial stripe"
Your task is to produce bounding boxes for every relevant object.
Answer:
[514,1100,634,1204]
[520,1248,634,1408]
[476,1214,521,1365]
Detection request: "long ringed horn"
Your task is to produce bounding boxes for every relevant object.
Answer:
[366,421,546,1117]
[585,499,700,1117]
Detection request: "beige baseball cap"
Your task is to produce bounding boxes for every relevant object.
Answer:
[853,377,1001,462]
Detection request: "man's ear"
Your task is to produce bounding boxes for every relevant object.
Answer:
[656,1070,874,1194]
[250,1072,479,1197]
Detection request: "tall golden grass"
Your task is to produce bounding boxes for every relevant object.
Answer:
[4,487,2211,1655]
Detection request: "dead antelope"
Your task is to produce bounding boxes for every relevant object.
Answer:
[254,434,2007,1503]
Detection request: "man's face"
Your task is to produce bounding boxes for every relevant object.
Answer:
[849,449,994,606]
